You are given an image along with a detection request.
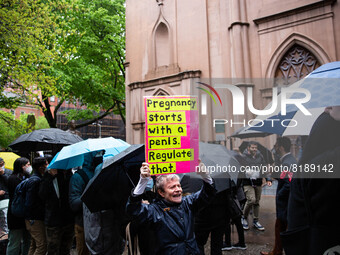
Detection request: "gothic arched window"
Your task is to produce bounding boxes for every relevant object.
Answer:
[275,45,320,86]
[155,22,170,67]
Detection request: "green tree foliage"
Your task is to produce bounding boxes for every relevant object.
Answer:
[1,0,56,103]
[0,0,66,125]
[1,0,126,128]
[57,0,126,127]
[0,111,48,149]
[0,111,27,149]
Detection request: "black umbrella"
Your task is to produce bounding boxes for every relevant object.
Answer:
[179,173,204,194]
[9,128,83,152]
[81,144,145,213]
[239,141,274,165]
[180,142,240,194]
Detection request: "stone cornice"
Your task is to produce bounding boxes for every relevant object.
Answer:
[253,0,336,25]
[128,70,201,90]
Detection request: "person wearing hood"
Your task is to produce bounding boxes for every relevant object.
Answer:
[126,162,216,255]
[69,151,102,255]
[241,141,272,231]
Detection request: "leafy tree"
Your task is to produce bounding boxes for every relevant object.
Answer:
[0,111,26,149]
[1,0,126,129]
[0,0,60,108]
[55,0,126,128]
[0,111,50,149]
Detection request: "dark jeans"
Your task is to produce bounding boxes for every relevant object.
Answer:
[6,228,30,255]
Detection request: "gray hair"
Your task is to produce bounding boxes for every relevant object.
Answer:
[155,174,180,192]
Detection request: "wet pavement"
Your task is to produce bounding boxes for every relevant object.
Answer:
[243,182,277,245]
[221,182,278,254]
[223,194,276,254]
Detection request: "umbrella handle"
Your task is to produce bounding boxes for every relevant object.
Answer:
[123,168,136,188]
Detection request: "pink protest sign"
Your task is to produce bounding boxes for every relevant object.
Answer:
[144,96,199,175]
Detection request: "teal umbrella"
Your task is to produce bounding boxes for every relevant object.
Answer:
[47,137,130,170]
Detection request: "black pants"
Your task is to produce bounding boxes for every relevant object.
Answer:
[224,215,245,245]
[195,224,224,255]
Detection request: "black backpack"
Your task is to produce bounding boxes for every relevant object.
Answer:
[11,176,39,217]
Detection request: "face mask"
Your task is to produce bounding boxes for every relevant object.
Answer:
[24,166,33,175]
[1,166,4,171]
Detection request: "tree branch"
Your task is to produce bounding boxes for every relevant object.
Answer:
[115,49,125,77]
[42,93,57,128]
[74,103,116,129]
[0,112,14,125]
[53,98,65,117]
[116,100,125,125]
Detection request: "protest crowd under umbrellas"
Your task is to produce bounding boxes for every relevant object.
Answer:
[1,83,340,254]
[1,1,340,254]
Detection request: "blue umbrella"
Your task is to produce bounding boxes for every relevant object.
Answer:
[47,137,130,170]
[247,61,340,135]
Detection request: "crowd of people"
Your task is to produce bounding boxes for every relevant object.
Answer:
[0,106,339,255]
[0,141,286,255]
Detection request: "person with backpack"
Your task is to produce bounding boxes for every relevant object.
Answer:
[69,152,99,255]
[6,157,31,255]
[24,157,48,255]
